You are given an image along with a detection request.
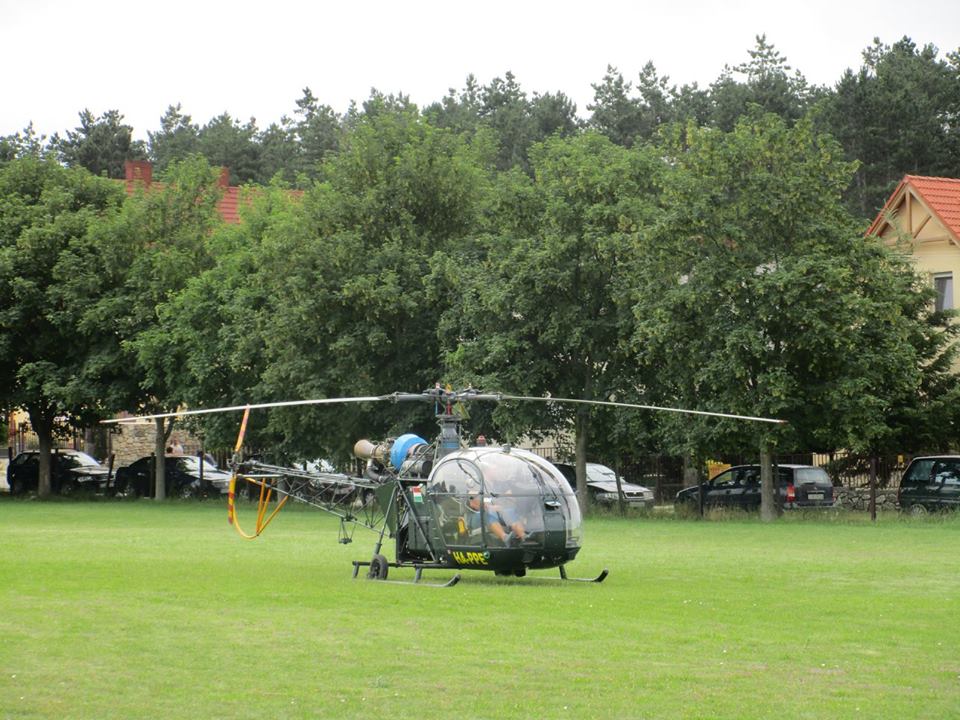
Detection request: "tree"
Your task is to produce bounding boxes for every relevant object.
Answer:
[633,113,958,518]
[257,120,300,185]
[0,123,49,163]
[81,157,224,498]
[439,132,663,507]
[588,63,712,147]
[147,104,200,172]
[197,113,260,184]
[819,37,960,217]
[587,65,644,147]
[423,75,483,135]
[478,72,539,172]
[292,87,342,177]
[169,107,498,462]
[635,62,676,137]
[145,183,296,455]
[0,158,125,495]
[708,35,819,131]
[529,91,581,140]
[53,109,146,178]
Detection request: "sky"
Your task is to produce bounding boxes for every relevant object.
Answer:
[2,0,958,142]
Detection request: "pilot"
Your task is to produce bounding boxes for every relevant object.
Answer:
[466,493,528,547]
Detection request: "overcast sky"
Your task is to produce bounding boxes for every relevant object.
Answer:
[2,0,958,142]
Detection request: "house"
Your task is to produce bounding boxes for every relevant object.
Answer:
[868,175,960,313]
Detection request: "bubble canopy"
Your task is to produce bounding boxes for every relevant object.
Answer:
[427,447,582,548]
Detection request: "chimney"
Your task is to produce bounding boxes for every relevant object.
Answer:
[124,160,152,187]
[218,167,231,187]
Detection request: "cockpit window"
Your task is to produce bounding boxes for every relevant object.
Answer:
[429,449,581,549]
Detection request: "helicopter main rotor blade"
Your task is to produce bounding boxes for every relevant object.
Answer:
[102,387,784,425]
[101,395,390,424]
[496,394,786,425]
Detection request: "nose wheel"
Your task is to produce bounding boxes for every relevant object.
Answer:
[366,553,389,580]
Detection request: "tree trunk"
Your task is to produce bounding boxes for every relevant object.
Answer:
[682,456,699,488]
[682,455,703,518]
[760,443,776,522]
[154,417,167,500]
[574,407,590,511]
[27,406,55,498]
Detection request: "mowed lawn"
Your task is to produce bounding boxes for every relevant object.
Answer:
[1,500,958,720]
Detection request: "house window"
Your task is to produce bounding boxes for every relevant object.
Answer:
[934,272,953,312]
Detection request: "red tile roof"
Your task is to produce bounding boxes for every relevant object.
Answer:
[868,175,960,241]
[217,186,241,224]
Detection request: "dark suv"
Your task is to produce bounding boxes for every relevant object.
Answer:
[898,456,960,515]
[675,464,835,512]
[7,449,112,495]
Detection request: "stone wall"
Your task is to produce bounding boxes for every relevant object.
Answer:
[833,487,899,512]
[107,424,156,465]
[107,424,200,466]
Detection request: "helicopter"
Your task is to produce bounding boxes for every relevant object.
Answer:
[106,386,784,586]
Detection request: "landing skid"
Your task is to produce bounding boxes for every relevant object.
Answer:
[351,560,462,587]
[557,565,609,583]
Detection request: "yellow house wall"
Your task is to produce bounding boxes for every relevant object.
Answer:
[880,199,960,372]
[880,197,959,280]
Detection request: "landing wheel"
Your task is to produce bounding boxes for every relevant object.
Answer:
[367,553,389,580]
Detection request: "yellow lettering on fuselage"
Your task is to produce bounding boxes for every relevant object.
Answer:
[451,550,489,566]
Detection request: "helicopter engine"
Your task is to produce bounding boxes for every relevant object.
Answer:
[353,434,432,481]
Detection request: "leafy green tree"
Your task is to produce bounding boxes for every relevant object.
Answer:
[633,113,958,518]
[0,158,125,495]
[170,107,498,461]
[147,104,200,172]
[80,157,224,498]
[819,37,960,217]
[439,132,663,506]
[52,109,146,178]
[145,183,295,455]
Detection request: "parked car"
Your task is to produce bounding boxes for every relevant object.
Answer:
[675,464,835,512]
[898,456,960,514]
[114,455,231,498]
[6,449,112,496]
[554,462,655,509]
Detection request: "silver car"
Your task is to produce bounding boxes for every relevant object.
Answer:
[554,462,655,509]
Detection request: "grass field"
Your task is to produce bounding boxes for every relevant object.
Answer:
[1,499,959,720]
